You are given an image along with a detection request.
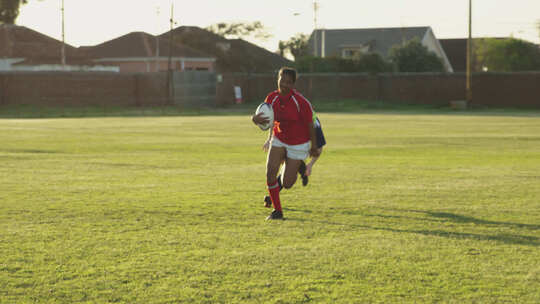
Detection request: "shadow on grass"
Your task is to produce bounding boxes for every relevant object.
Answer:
[286,207,540,247]
[283,207,312,214]
[287,217,540,247]
[1,148,62,154]
[2,102,539,119]
[379,208,540,231]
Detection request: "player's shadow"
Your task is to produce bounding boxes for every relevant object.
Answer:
[283,207,312,214]
[378,207,540,231]
[286,208,540,247]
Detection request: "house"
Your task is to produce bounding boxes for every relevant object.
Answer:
[81,31,216,73]
[0,24,116,72]
[307,26,453,72]
[439,37,510,72]
[159,26,293,73]
[438,39,469,72]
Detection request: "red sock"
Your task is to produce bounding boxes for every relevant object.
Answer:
[267,181,282,212]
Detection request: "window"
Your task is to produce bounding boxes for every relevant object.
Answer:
[341,45,370,59]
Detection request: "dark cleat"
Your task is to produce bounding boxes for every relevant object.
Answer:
[301,174,309,186]
[266,210,284,220]
[264,196,272,208]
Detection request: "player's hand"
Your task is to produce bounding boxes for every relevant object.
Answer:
[252,113,269,125]
[262,140,271,152]
[310,147,321,158]
[305,164,313,177]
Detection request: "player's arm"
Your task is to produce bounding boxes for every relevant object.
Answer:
[263,129,273,152]
[309,122,320,157]
[299,97,319,157]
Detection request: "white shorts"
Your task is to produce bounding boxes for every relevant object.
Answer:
[271,137,310,160]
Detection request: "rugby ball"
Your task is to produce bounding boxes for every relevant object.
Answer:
[255,103,274,131]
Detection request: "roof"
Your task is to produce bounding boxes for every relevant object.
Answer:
[12,56,97,66]
[438,39,467,72]
[160,26,292,72]
[439,37,509,72]
[309,26,431,58]
[0,24,81,59]
[227,38,294,73]
[82,31,214,59]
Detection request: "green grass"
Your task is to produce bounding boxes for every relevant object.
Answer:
[1,108,540,303]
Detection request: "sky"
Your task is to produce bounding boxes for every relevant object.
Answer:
[16,0,540,52]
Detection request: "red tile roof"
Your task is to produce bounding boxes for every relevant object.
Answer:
[160,26,292,73]
[82,31,213,59]
[0,24,81,60]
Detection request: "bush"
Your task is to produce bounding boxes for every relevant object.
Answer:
[389,39,445,72]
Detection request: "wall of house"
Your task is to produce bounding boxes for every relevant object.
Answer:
[182,60,214,71]
[13,65,119,72]
[150,60,214,72]
[216,72,540,108]
[0,58,24,71]
[99,59,215,73]
[422,29,453,72]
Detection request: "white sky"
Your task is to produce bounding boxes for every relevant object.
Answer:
[16,0,540,52]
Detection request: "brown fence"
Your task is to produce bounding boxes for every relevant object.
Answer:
[217,72,540,108]
[0,71,215,108]
[1,71,539,108]
[0,71,167,107]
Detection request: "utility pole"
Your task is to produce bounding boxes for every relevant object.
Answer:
[167,2,173,72]
[466,0,472,105]
[166,2,174,105]
[61,0,66,66]
[155,6,160,72]
[313,0,318,57]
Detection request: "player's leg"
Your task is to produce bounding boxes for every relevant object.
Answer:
[282,158,303,189]
[298,160,308,186]
[281,140,310,189]
[264,160,284,208]
[266,146,286,219]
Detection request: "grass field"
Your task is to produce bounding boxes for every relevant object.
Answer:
[1,106,540,303]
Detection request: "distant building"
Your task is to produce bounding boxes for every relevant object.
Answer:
[81,31,216,73]
[308,26,453,72]
[160,26,293,73]
[0,24,117,72]
[439,38,510,72]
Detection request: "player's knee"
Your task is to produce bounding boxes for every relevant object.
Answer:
[283,179,295,189]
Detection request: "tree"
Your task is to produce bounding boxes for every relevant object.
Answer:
[0,0,28,24]
[388,39,445,72]
[205,21,272,41]
[277,40,286,57]
[278,33,309,61]
[474,38,540,72]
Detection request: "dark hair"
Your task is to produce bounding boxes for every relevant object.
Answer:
[279,67,297,83]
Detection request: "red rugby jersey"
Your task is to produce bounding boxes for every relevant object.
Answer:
[264,89,313,145]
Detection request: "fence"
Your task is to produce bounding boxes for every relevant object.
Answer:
[217,72,540,108]
[1,71,539,109]
[0,71,216,108]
